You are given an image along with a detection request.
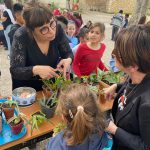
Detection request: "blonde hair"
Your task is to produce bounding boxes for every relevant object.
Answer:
[56,83,105,146]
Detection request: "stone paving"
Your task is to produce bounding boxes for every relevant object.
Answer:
[0,11,114,149]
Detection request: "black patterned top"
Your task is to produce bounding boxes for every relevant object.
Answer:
[10,24,73,91]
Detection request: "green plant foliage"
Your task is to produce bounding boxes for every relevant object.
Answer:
[53,123,66,135]
[40,92,58,108]
[81,76,89,84]
[89,69,104,83]
[88,85,99,93]
[27,111,47,135]
[4,99,20,114]
[103,71,124,84]
[4,99,17,107]
[42,75,72,92]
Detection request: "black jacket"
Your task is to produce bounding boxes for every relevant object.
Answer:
[112,74,150,150]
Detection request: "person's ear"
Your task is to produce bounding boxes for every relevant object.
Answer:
[127,65,138,73]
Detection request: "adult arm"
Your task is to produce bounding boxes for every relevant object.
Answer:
[10,29,34,80]
[99,60,108,71]
[98,43,108,71]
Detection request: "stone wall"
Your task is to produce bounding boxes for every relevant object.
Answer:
[79,0,109,12]
[79,0,136,13]
[107,0,136,13]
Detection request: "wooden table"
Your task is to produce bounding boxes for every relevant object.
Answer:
[0,92,62,150]
[0,90,113,150]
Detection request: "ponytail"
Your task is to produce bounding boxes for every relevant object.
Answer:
[67,105,94,145]
[57,84,105,146]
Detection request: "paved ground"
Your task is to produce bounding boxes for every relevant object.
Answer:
[0,11,114,149]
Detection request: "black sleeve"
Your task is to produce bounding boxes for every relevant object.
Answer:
[115,128,149,150]
[56,25,74,60]
[10,28,34,80]
[114,97,150,150]
[8,25,18,45]
[116,83,123,93]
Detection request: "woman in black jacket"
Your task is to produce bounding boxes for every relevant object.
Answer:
[104,25,150,150]
[10,2,73,91]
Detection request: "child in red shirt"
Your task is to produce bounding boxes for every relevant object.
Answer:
[73,22,108,77]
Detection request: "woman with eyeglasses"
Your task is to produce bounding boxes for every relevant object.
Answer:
[10,2,73,91]
[104,25,150,150]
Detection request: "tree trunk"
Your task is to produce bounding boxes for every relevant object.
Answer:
[140,0,149,15]
[129,0,149,25]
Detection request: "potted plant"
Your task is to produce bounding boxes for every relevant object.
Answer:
[42,78,56,97]
[43,75,72,97]
[27,111,47,135]
[7,115,24,134]
[2,99,19,121]
[40,92,58,119]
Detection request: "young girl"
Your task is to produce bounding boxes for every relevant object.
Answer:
[46,84,112,150]
[66,20,78,48]
[73,22,108,77]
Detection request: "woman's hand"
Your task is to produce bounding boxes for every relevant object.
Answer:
[33,65,59,79]
[105,121,118,135]
[103,84,117,100]
[57,58,72,79]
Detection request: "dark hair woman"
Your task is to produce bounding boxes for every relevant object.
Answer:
[10,2,73,91]
[104,25,150,150]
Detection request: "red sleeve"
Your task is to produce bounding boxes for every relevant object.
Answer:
[99,43,108,71]
[72,45,82,77]
[99,61,108,71]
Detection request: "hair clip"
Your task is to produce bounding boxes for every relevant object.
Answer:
[69,109,74,119]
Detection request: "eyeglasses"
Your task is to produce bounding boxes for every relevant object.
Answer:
[39,19,57,35]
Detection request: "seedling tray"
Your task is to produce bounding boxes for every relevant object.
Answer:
[0,99,27,146]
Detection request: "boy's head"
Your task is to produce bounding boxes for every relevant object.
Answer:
[119,10,123,14]
[13,3,24,25]
[125,13,129,19]
[66,20,76,37]
[88,22,105,43]
[78,27,89,43]
[56,15,68,31]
